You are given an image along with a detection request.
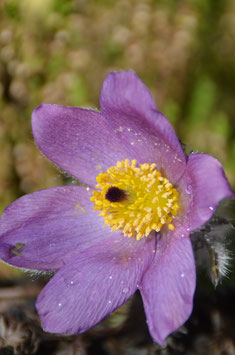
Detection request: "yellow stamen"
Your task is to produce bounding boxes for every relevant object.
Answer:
[91,159,179,240]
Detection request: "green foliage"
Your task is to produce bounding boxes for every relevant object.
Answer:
[163,100,180,125]
[47,55,67,79]
[103,40,123,64]
[187,77,217,125]
[69,76,89,106]
[212,112,229,137]
[53,0,73,15]
[4,0,21,21]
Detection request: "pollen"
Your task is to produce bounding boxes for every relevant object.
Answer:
[90,159,179,240]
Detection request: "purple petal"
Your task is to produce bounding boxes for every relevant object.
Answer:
[140,228,196,346]
[179,154,234,231]
[32,104,171,186]
[0,186,116,270]
[32,104,148,187]
[100,71,186,183]
[36,235,156,334]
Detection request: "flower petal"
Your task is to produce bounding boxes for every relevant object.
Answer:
[32,104,145,187]
[0,186,115,270]
[36,235,156,334]
[100,70,186,183]
[140,228,196,346]
[179,154,234,231]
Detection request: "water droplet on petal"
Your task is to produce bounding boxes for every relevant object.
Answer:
[58,302,62,307]
[64,277,79,287]
[108,300,112,304]
[122,287,129,294]
[186,227,190,232]
[108,276,113,280]
[181,234,185,238]
[209,206,214,211]
[181,273,185,278]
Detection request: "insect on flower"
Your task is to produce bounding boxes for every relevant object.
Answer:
[0,70,233,345]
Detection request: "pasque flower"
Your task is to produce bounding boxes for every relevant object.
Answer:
[0,71,233,345]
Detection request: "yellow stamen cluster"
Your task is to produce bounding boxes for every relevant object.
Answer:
[90,159,179,240]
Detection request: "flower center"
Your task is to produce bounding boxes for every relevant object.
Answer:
[90,159,179,240]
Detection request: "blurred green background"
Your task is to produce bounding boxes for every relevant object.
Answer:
[0,1,235,352]
[0,0,235,262]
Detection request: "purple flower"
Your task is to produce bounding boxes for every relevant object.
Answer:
[0,71,233,345]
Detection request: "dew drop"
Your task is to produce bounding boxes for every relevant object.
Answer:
[181,234,185,238]
[130,142,134,145]
[108,276,113,280]
[186,227,190,232]
[108,300,112,304]
[122,287,129,294]
[115,126,124,132]
[58,302,62,307]
[65,278,78,287]
[209,206,214,211]
[181,273,185,278]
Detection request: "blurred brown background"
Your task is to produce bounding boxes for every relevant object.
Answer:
[0,0,235,353]
[1,0,235,213]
